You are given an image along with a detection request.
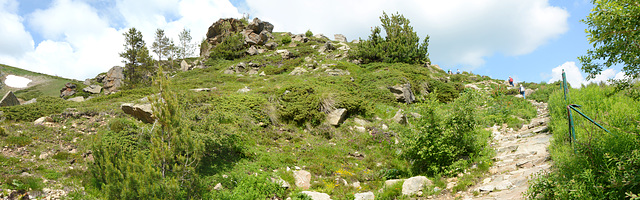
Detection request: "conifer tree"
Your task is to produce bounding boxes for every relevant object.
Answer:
[152,28,171,61]
[120,27,154,85]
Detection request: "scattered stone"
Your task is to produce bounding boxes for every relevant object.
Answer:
[259,71,266,76]
[325,68,350,76]
[334,34,347,43]
[103,66,124,94]
[294,170,312,189]
[354,192,374,200]
[402,176,432,196]
[0,91,20,107]
[351,181,361,188]
[121,103,155,123]
[214,183,223,190]
[276,49,293,59]
[465,84,480,90]
[190,87,215,92]
[290,67,308,75]
[265,42,277,50]
[237,86,251,93]
[354,118,369,126]
[22,98,36,105]
[388,83,415,104]
[318,42,335,52]
[60,83,77,98]
[247,46,260,55]
[326,108,347,126]
[301,191,331,200]
[67,96,85,102]
[292,34,308,43]
[34,117,52,125]
[83,85,102,94]
[271,177,290,188]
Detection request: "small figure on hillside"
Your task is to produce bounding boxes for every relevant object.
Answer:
[448,69,453,75]
[509,76,514,87]
[519,84,526,99]
[456,69,461,74]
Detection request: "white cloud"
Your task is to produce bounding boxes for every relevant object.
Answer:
[0,0,34,57]
[245,0,569,69]
[548,61,626,88]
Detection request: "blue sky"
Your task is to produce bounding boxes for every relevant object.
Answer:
[0,0,627,86]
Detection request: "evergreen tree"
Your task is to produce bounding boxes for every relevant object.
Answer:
[152,29,171,61]
[120,27,154,85]
[350,12,430,65]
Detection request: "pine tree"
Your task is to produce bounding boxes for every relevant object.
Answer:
[178,28,195,59]
[120,27,154,85]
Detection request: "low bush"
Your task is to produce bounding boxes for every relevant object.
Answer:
[209,32,246,60]
[0,96,68,121]
[305,30,313,37]
[278,84,325,126]
[208,173,287,199]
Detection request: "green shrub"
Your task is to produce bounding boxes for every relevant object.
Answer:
[527,81,562,102]
[209,32,246,60]
[278,84,325,126]
[350,12,429,64]
[281,35,292,45]
[305,30,313,37]
[0,96,68,121]
[4,176,43,191]
[427,79,461,103]
[376,180,405,200]
[6,136,32,147]
[52,152,72,160]
[400,91,491,175]
[210,173,287,199]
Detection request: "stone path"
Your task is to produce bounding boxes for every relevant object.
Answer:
[445,100,552,200]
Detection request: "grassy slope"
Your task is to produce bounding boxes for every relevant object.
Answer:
[0,37,540,199]
[0,64,80,100]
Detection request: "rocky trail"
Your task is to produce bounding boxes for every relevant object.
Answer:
[451,100,552,199]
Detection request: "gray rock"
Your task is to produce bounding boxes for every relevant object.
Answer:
[392,109,407,124]
[327,108,347,126]
[276,49,292,59]
[103,66,124,94]
[214,183,223,190]
[290,67,308,75]
[121,103,154,123]
[334,34,347,43]
[265,42,277,50]
[292,34,308,43]
[0,91,20,107]
[34,116,53,125]
[294,170,312,190]
[301,191,331,200]
[60,83,77,98]
[180,60,191,71]
[67,96,85,102]
[354,118,369,126]
[237,86,251,93]
[465,84,480,90]
[259,71,266,76]
[83,85,102,94]
[325,68,349,76]
[314,34,330,40]
[318,42,335,52]
[402,176,432,196]
[190,88,215,92]
[271,177,290,188]
[388,83,415,104]
[354,192,375,200]
[83,79,91,85]
[247,46,260,55]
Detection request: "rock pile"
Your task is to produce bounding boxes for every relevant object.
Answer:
[224,62,263,75]
[60,83,76,98]
[200,18,275,58]
[103,66,123,94]
[0,91,20,107]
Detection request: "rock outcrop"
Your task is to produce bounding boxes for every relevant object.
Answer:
[0,91,20,107]
[200,18,274,58]
[327,108,347,126]
[388,83,415,104]
[402,176,432,195]
[301,191,331,200]
[103,66,123,94]
[334,34,347,43]
[121,103,154,123]
[83,85,102,94]
[60,83,77,98]
[294,170,312,190]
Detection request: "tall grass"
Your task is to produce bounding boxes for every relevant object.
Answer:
[527,84,640,199]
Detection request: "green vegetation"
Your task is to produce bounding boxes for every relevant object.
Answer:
[350,12,430,64]
[0,96,69,121]
[209,32,246,60]
[527,84,640,199]
[120,27,155,86]
[579,0,640,79]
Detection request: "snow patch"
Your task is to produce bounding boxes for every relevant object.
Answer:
[5,75,32,88]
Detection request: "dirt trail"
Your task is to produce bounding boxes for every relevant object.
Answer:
[442,100,552,199]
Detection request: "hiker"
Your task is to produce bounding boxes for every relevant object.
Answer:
[456,69,460,74]
[519,84,526,99]
[448,69,452,75]
[508,76,514,87]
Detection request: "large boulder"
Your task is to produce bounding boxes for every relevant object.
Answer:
[60,83,77,98]
[402,176,432,196]
[294,170,312,190]
[388,83,415,104]
[83,85,102,94]
[67,96,85,102]
[334,34,347,43]
[121,103,155,123]
[103,66,124,94]
[0,91,20,107]
[326,108,347,126]
[180,60,191,71]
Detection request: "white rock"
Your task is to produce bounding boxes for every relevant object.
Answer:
[402,176,432,196]
[354,192,374,200]
[301,191,332,200]
[294,170,311,189]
